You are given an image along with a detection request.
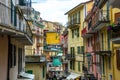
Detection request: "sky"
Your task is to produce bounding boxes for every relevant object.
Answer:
[32,0,89,26]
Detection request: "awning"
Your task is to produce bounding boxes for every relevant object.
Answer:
[52,57,62,66]
[18,72,34,79]
[66,73,81,80]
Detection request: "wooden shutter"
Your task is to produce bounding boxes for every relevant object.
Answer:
[116,50,120,70]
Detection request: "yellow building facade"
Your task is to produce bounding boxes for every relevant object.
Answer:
[65,1,93,79]
[25,9,46,80]
[82,0,120,80]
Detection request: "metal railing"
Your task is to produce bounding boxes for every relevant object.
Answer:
[0,2,12,27]
[0,2,32,41]
[88,10,109,30]
[67,18,80,27]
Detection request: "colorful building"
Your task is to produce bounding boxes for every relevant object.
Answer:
[65,1,93,79]
[82,0,120,80]
[0,0,33,80]
[42,21,65,79]
[24,8,46,80]
[110,0,120,80]
[61,28,69,77]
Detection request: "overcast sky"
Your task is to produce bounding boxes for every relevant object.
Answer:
[32,0,89,25]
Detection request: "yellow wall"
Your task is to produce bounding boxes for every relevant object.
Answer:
[112,45,120,80]
[67,1,93,75]
[26,63,46,80]
[99,3,120,80]
[111,7,120,80]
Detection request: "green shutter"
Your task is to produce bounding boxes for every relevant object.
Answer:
[107,31,110,50]
[73,61,75,70]
[11,0,13,23]
[77,28,79,37]
[43,66,45,78]
[70,61,72,69]
[14,7,17,26]
[81,46,84,53]
[73,47,75,58]
[77,46,80,54]
[78,62,80,71]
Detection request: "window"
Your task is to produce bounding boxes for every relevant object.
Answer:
[81,46,84,53]
[101,33,104,50]
[102,56,105,74]
[116,50,120,70]
[72,30,74,38]
[77,28,79,37]
[13,45,16,66]
[73,61,75,70]
[70,47,72,58]
[9,44,16,67]
[77,11,80,23]
[77,46,80,54]
[78,61,81,71]
[18,48,23,74]
[43,66,45,78]
[108,56,111,69]
[109,74,112,80]
[88,38,90,47]
[70,61,72,69]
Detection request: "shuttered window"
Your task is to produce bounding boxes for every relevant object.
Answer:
[78,61,80,71]
[77,46,80,54]
[116,50,120,70]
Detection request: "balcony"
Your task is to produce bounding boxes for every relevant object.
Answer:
[81,27,93,38]
[18,0,32,16]
[65,53,75,60]
[97,0,107,9]
[92,10,110,31]
[0,2,32,45]
[67,19,80,29]
[110,0,120,8]
[94,51,111,56]
[25,55,46,63]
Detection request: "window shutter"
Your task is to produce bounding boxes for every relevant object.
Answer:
[77,46,80,54]
[14,45,16,66]
[14,7,17,26]
[116,50,120,70]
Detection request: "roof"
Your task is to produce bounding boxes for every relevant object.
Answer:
[65,0,92,15]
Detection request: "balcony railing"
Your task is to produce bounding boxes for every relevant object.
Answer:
[19,0,31,7]
[67,18,80,28]
[0,2,12,28]
[25,55,46,63]
[88,10,109,31]
[0,2,32,45]
[110,0,120,8]
[65,53,75,60]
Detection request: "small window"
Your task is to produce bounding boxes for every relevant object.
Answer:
[72,30,74,38]
[77,46,80,54]
[77,28,79,37]
[116,50,120,70]
[78,62,81,71]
